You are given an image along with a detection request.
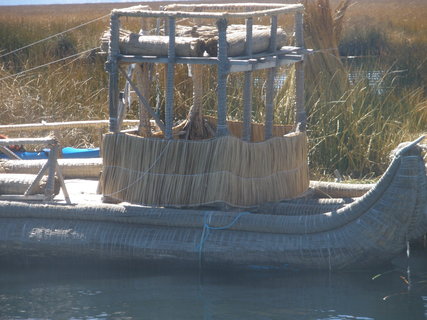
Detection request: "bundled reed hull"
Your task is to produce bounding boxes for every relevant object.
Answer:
[0,173,58,195]
[0,158,102,179]
[0,145,426,270]
[101,132,309,207]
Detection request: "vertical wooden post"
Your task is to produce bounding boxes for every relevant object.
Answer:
[186,64,204,139]
[295,11,306,132]
[243,17,253,142]
[216,18,229,137]
[265,15,278,140]
[165,16,176,140]
[135,63,152,137]
[269,15,278,52]
[44,143,58,201]
[107,13,120,133]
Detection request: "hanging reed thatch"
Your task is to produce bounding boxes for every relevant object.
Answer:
[101,132,309,207]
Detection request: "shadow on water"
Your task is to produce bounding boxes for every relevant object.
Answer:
[0,249,426,320]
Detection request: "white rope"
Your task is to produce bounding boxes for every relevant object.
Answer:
[0,14,109,59]
[0,48,98,82]
[104,163,305,180]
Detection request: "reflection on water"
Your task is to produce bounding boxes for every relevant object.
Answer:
[0,250,426,320]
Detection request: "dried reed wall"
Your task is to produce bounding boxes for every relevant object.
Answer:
[101,132,309,207]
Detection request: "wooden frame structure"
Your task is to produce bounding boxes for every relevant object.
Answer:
[0,137,70,204]
[105,3,306,139]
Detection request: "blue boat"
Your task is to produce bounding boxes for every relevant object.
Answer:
[0,147,100,160]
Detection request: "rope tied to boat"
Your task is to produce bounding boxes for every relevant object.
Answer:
[197,211,251,268]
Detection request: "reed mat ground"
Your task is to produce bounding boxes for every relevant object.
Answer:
[0,0,426,179]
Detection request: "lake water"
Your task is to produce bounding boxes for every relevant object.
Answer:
[1,248,427,320]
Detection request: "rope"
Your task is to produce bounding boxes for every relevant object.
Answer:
[104,163,304,180]
[0,14,109,59]
[0,48,98,82]
[197,211,251,268]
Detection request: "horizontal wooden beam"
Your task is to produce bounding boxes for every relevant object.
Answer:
[0,119,139,133]
[229,55,302,72]
[119,55,219,65]
[0,137,56,146]
[113,4,304,19]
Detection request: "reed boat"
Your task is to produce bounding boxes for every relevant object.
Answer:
[0,3,426,270]
[0,138,426,270]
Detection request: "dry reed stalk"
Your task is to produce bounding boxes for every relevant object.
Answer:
[102,132,309,207]
[303,0,351,98]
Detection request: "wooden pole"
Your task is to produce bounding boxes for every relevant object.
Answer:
[55,161,71,204]
[44,143,58,201]
[0,137,56,146]
[119,67,166,133]
[135,63,152,137]
[243,17,253,142]
[117,65,134,131]
[0,146,21,160]
[165,16,176,140]
[186,64,204,139]
[295,11,306,131]
[216,18,229,137]
[107,13,120,133]
[265,15,278,140]
[0,120,139,133]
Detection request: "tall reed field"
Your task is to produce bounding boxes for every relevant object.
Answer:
[0,0,426,178]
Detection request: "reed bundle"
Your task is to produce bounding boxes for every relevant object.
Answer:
[101,23,286,58]
[101,30,205,57]
[0,158,102,179]
[175,24,287,57]
[101,132,308,207]
[303,0,351,99]
[0,173,59,195]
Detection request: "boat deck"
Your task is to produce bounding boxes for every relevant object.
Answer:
[58,179,102,205]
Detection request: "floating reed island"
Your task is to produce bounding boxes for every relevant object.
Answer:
[0,3,426,270]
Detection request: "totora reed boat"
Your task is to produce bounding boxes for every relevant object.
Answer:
[0,3,426,270]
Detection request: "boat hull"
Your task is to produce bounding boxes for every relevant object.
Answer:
[0,144,426,270]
